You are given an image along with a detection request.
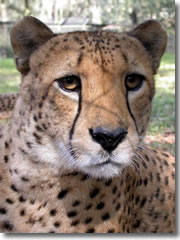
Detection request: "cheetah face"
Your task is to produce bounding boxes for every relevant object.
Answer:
[10,17,167,179]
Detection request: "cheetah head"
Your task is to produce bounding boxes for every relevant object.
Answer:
[10,17,167,179]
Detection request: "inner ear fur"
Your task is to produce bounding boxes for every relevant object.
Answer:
[10,16,54,75]
[129,20,167,74]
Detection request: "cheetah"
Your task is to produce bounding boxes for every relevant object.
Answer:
[0,17,175,233]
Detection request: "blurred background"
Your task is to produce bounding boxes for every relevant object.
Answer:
[0,0,175,154]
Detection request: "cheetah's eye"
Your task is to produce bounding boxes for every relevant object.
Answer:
[125,74,145,91]
[56,75,81,92]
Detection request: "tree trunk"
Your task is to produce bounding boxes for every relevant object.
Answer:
[130,8,138,25]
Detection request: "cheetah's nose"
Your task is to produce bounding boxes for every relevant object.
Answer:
[89,127,128,153]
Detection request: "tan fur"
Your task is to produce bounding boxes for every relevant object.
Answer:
[0,17,174,233]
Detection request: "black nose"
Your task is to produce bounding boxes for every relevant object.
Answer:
[89,127,128,153]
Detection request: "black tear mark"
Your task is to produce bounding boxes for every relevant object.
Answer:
[69,89,82,158]
[125,91,139,135]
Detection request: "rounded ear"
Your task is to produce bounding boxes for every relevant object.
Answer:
[128,20,167,74]
[10,16,54,75]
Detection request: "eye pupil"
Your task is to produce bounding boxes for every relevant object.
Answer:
[66,77,74,84]
[127,76,135,83]
[56,75,81,92]
[125,74,144,91]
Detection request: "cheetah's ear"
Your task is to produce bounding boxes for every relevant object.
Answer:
[10,16,54,75]
[129,20,167,74]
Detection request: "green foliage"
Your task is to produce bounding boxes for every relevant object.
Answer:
[0,58,20,93]
[147,52,175,135]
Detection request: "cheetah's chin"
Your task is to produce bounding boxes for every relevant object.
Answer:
[74,155,131,180]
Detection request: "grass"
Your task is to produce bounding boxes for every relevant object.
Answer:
[147,53,175,135]
[0,58,20,93]
[0,53,175,154]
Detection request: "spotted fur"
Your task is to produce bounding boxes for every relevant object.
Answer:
[0,17,175,233]
[0,93,18,113]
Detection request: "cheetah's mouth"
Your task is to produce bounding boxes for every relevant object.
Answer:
[93,158,123,167]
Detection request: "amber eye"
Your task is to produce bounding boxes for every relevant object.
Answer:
[125,74,144,91]
[56,75,81,92]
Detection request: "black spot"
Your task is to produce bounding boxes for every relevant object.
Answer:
[57,189,69,199]
[85,204,92,210]
[122,53,128,62]
[143,178,148,186]
[127,185,131,192]
[152,159,157,166]
[142,160,148,169]
[86,228,95,233]
[115,202,121,211]
[140,197,147,208]
[133,160,140,169]
[145,154,150,162]
[162,153,169,158]
[72,200,81,207]
[4,155,8,163]
[67,211,77,218]
[39,102,43,108]
[153,212,159,219]
[101,212,110,221]
[89,188,100,198]
[5,141,9,148]
[164,215,168,221]
[11,184,18,192]
[139,178,143,186]
[165,176,169,185]
[96,202,105,210]
[35,125,43,132]
[135,195,140,204]
[19,196,26,202]
[128,207,131,215]
[0,208,7,214]
[19,147,28,155]
[149,172,153,182]
[6,198,14,204]
[33,132,42,143]
[77,53,83,65]
[54,221,60,228]
[155,188,160,199]
[33,115,38,122]
[30,199,35,204]
[20,209,25,216]
[120,179,124,186]
[3,221,14,231]
[42,123,48,130]
[81,174,89,181]
[156,173,161,182]
[38,112,42,119]
[133,219,141,228]
[84,217,92,224]
[112,185,117,194]
[105,179,112,186]
[26,142,32,149]
[164,160,169,166]
[71,220,80,226]
[21,176,29,182]
[107,229,115,233]
[50,209,57,216]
